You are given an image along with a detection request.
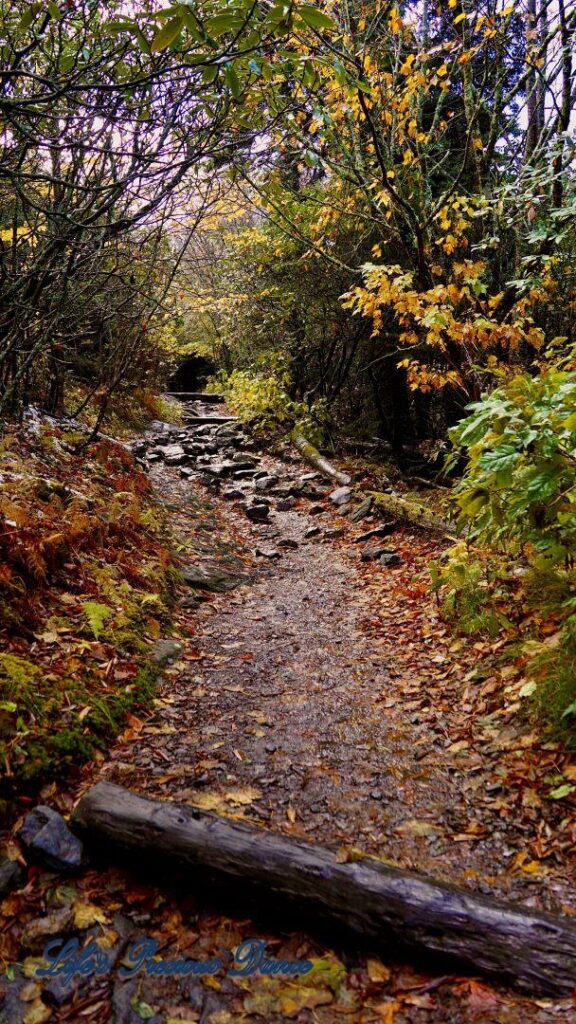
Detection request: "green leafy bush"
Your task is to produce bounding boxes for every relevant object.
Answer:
[442,349,576,736]
[214,368,327,444]
[429,543,513,638]
[449,353,576,563]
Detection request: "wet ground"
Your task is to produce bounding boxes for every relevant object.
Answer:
[1,406,576,1023]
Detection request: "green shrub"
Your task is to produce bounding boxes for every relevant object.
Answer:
[449,352,576,563]
[429,543,513,638]
[214,368,327,444]
[443,347,576,736]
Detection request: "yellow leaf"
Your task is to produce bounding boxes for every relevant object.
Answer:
[188,791,225,812]
[279,987,333,1016]
[280,998,300,1016]
[22,958,48,979]
[96,929,120,950]
[375,1001,399,1023]
[386,170,395,180]
[521,860,543,875]
[74,901,108,929]
[24,1001,51,1024]
[367,958,391,983]
[225,786,262,806]
[20,982,42,1003]
[395,819,437,836]
[306,957,347,991]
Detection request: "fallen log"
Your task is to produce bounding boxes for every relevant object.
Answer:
[290,434,454,533]
[73,782,576,995]
[370,490,456,536]
[291,432,351,486]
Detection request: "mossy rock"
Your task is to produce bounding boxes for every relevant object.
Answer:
[181,565,243,592]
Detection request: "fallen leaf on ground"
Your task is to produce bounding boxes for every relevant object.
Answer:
[23,1001,51,1024]
[367,959,391,984]
[73,901,108,928]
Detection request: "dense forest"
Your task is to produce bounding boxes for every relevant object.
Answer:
[1,0,576,1020]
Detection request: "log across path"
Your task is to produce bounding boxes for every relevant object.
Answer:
[74,781,576,996]
[291,431,352,486]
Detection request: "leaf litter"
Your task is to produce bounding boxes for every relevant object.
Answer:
[1,437,576,1022]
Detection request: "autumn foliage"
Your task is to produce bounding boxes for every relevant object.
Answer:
[0,417,176,801]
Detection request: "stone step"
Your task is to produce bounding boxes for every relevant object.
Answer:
[166,392,224,402]
[183,415,238,425]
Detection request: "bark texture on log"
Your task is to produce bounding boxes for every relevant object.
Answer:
[291,432,351,486]
[73,782,576,995]
[370,490,456,535]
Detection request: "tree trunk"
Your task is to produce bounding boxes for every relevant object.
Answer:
[525,0,541,162]
[73,782,576,996]
[291,431,351,485]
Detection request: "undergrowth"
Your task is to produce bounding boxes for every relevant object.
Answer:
[212,367,327,445]
[434,352,576,752]
[0,416,178,804]
[65,384,183,438]
[432,543,576,757]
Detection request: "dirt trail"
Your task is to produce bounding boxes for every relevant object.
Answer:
[115,427,574,905]
[106,458,532,886]
[2,407,576,1023]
